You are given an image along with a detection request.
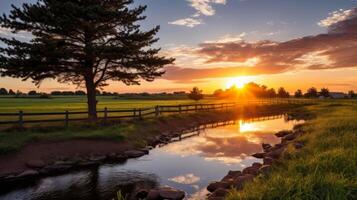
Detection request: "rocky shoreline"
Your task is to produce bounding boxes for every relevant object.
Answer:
[206,124,306,200]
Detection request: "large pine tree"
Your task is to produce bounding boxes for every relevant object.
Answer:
[0,0,174,119]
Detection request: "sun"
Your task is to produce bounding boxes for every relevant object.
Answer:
[225,76,252,89]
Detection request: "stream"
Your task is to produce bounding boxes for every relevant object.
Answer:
[0,114,302,200]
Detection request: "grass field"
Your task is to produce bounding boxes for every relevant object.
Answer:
[0,95,220,113]
[226,101,357,200]
[0,95,228,124]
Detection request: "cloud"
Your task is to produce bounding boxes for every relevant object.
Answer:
[169,0,226,27]
[168,173,200,184]
[163,7,357,82]
[318,8,355,27]
[168,17,204,27]
[188,0,226,17]
[204,32,246,43]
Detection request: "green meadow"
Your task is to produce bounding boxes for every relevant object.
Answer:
[226,101,357,200]
[0,95,219,113]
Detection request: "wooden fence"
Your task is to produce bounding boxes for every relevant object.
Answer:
[0,99,312,127]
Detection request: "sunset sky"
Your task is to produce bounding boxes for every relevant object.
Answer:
[1,0,357,93]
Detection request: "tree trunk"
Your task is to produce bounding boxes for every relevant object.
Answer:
[85,78,97,120]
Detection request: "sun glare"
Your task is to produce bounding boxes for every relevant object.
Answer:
[225,77,252,89]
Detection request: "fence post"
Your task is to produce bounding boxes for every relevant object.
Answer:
[179,105,182,114]
[138,108,142,119]
[195,105,198,112]
[65,110,69,128]
[19,110,23,128]
[155,106,159,117]
[133,108,136,119]
[104,107,108,122]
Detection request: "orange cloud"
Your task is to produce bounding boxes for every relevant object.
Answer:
[162,7,357,81]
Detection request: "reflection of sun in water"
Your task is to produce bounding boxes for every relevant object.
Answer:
[239,120,261,132]
[225,76,252,89]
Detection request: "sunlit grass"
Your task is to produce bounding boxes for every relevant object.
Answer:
[226,102,357,200]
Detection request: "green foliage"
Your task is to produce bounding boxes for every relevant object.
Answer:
[320,88,330,97]
[226,102,357,200]
[294,89,303,98]
[188,87,204,101]
[277,87,290,98]
[305,87,318,98]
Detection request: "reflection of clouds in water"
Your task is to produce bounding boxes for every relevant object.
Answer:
[197,133,279,164]
[162,119,288,165]
[165,131,279,165]
[204,156,242,165]
[168,173,200,185]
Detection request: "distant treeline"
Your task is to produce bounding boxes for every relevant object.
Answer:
[212,82,356,99]
[0,87,188,98]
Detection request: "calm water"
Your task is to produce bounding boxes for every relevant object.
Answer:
[0,115,302,200]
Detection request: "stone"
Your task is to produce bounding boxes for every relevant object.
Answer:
[26,160,45,169]
[265,147,285,159]
[208,197,224,200]
[242,163,261,175]
[251,152,265,159]
[282,133,296,142]
[146,146,154,150]
[146,189,160,200]
[77,161,100,167]
[207,181,230,192]
[140,148,150,154]
[252,162,263,168]
[208,188,229,199]
[211,188,228,197]
[222,170,242,181]
[294,142,304,149]
[242,166,259,175]
[17,170,39,178]
[233,174,255,189]
[40,164,72,174]
[262,143,272,151]
[107,153,128,162]
[259,165,272,175]
[263,157,275,165]
[54,160,76,166]
[293,124,304,132]
[275,130,292,138]
[124,150,147,158]
[274,143,285,148]
[135,189,149,199]
[158,187,185,200]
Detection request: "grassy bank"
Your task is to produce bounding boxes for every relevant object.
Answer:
[226,102,357,200]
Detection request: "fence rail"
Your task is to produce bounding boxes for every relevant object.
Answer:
[0,99,313,127]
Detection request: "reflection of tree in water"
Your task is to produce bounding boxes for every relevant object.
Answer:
[7,168,159,200]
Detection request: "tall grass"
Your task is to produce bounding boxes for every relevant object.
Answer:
[226,102,357,200]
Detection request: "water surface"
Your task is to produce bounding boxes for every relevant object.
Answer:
[0,115,302,200]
